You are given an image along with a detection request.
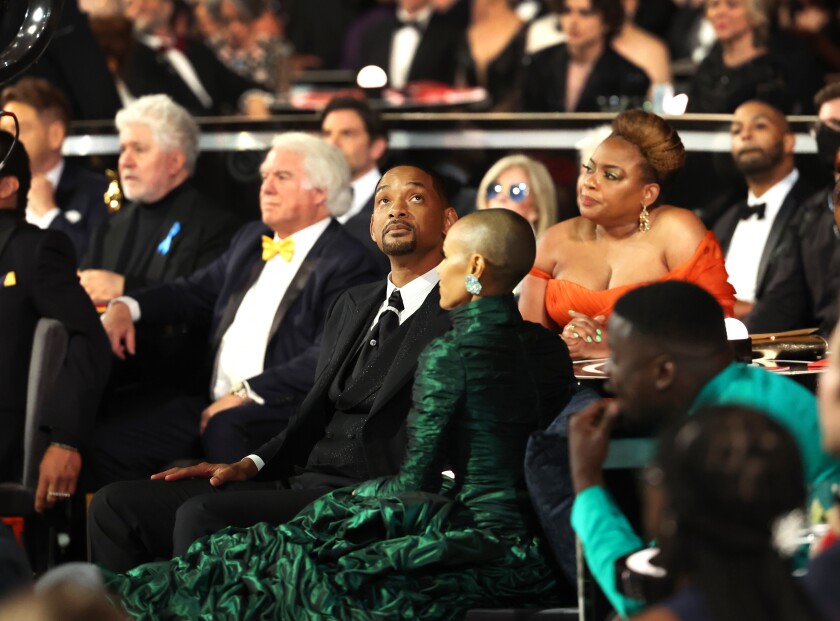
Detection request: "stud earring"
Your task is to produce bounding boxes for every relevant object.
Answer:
[465,274,482,296]
[639,202,650,232]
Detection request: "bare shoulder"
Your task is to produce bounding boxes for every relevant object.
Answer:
[653,206,707,240]
[535,217,589,271]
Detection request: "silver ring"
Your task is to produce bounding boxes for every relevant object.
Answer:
[47,491,71,498]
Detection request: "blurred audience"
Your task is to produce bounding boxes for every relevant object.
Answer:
[87,133,379,486]
[0,78,109,264]
[88,15,137,107]
[630,406,823,621]
[521,0,649,112]
[520,110,734,361]
[79,95,237,304]
[711,100,812,322]
[477,154,558,238]
[611,0,672,98]
[777,0,840,78]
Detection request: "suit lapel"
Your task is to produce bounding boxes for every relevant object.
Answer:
[755,180,805,293]
[212,249,264,348]
[144,190,197,283]
[101,203,137,271]
[0,218,17,259]
[713,204,742,256]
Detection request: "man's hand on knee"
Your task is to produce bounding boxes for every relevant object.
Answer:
[151,459,259,487]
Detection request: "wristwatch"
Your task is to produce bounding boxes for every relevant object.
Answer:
[229,382,249,400]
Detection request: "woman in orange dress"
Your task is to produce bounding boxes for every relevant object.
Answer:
[519,110,735,360]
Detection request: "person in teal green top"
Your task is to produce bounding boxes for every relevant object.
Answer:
[102,208,577,618]
[567,281,840,618]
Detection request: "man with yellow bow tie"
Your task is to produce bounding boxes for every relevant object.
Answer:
[89,133,380,488]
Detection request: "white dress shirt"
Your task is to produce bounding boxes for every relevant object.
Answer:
[25,159,64,229]
[246,265,440,471]
[388,5,433,90]
[338,167,381,225]
[725,168,799,303]
[139,34,214,110]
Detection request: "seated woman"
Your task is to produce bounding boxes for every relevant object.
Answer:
[102,209,577,618]
[519,109,735,360]
[630,405,823,621]
[520,0,650,112]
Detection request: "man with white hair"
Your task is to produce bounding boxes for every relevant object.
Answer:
[86,132,380,487]
[79,94,237,303]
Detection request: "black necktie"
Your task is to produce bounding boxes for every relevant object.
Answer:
[738,202,766,221]
[351,289,404,378]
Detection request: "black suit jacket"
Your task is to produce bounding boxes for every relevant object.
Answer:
[81,182,239,292]
[357,12,463,85]
[713,175,813,301]
[256,280,451,482]
[746,187,840,335]
[131,219,381,406]
[48,161,110,264]
[342,195,390,277]
[122,37,258,115]
[521,43,650,112]
[0,217,110,480]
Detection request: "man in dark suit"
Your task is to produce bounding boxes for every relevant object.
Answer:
[79,95,238,304]
[121,0,259,115]
[0,130,110,512]
[746,85,840,335]
[0,78,109,263]
[320,96,389,274]
[356,0,463,89]
[712,100,812,320]
[88,164,458,572]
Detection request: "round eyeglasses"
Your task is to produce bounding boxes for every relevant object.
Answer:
[486,182,529,203]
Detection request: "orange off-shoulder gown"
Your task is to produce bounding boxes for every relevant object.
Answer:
[529,231,736,329]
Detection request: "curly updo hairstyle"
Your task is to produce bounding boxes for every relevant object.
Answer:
[610,110,686,187]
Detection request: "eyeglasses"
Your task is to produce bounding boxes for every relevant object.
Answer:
[486,182,529,203]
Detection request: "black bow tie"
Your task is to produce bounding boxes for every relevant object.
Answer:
[738,202,766,221]
[397,18,423,31]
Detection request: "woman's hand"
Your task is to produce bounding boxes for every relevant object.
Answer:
[562,311,609,360]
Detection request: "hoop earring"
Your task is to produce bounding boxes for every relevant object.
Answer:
[639,202,650,232]
[465,274,482,296]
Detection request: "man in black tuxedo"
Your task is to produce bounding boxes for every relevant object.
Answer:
[711,100,813,321]
[356,0,463,89]
[120,0,259,115]
[1,78,109,263]
[320,96,389,274]
[88,164,458,572]
[86,134,381,488]
[0,130,110,512]
[746,85,840,335]
[79,95,238,304]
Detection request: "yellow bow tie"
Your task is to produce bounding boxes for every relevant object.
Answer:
[261,236,295,262]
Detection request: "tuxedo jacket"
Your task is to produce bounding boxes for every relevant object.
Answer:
[0,218,110,480]
[131,219,381,406]
[81,182,239,292]
[746,187,840,335]
[521,43,650,112]
[356,12,463,85]
[713,175,813,301]
[48,161,110,264]
[256,280,451,483]
[122,37,258,115]
[342,195,390,277]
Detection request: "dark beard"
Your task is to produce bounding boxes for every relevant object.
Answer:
[382,236,417,256]
[734,144,784,176]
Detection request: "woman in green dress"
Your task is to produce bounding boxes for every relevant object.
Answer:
[104,209,575,620]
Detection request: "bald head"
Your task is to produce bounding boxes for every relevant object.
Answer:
[449,209,536,292]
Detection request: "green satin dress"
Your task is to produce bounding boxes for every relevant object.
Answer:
[105,295,568,620]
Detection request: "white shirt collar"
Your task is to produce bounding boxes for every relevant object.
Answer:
[339,167,381,224]
[396,5,434,27]
[747,168,799,219]
[272,216,331,247]
[376,265,439,327]
[44,158,64,189]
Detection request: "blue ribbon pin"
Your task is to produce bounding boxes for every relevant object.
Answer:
[156,221,182,256]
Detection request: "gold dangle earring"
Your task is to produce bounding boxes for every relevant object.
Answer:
[638,201,650,232]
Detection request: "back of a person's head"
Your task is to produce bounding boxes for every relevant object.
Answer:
[1,78,71,128]
[321,96,386,142]
[610,110,685,187]
[815,82,840,111]
[115,95,199,175]
[613,281,727,350]
[0,584,125,621]
[457,209,536,291]
[0,130,31,216]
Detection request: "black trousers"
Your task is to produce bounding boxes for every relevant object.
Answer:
[87,478,329,573]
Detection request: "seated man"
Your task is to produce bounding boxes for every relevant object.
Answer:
[0,129,110,512]
[1,78,109,263]
[569,281,840,616]
[88,164,458,573]
[86,134,380,488]
[79,94,238,303]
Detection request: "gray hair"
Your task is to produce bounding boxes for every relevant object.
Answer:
[115,95,199,174]
[270,132,352,216]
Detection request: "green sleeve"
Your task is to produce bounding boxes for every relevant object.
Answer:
[571,485,646,618]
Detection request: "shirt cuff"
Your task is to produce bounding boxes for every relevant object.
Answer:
[25,207,61,229]
[245,454,265,471]
[108,296,141,321]
[242,380,264,405]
